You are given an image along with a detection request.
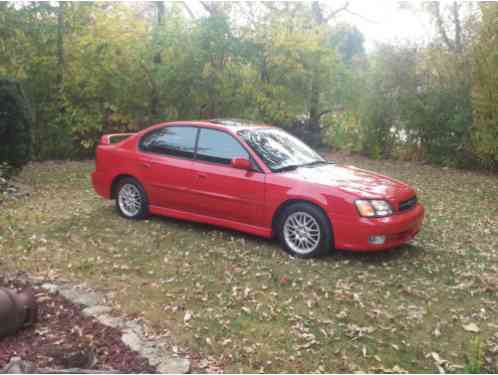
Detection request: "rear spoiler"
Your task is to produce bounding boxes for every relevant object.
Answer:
[99,133,135,145]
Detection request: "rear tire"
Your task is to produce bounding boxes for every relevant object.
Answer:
[276,202,332,258]
[115,177,149,220]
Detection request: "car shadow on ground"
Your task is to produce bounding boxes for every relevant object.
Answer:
[326,243,425,264]
[85,202,424,266]
[145,211,426,265]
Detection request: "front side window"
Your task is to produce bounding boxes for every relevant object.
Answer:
[238,128,324,172]
[196,128,249,165]
[139,126,197,159]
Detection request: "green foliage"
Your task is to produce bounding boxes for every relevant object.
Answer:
[357,45,409,159]
[0,162,13,180]
[328,23,366,66]
[0,2,496,170]
[471,3,498,167]
[0,78,32,167]
[464,337,484,374]
[355,43,476,166]
[322,112,362,153]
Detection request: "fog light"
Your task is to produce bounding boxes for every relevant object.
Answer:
[368,235,386,245]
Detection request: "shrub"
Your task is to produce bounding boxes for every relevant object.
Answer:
[322,112,362,153]
[471,3,498,168]
[0,78,32,168]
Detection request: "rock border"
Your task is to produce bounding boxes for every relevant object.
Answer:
[40,283,191,374]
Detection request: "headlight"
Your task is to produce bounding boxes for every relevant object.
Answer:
[355,199,393,217]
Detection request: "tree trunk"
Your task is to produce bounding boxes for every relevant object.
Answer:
[309,67,321,134]
[56,1,65,95]
[452,2,462,53]
[307,2,349,146]
[308,2,325,145]
[150,2,165,118]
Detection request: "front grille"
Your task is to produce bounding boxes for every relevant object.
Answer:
[399,196,417,212]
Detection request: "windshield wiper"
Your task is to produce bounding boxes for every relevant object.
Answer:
[273,165,300,173]
[302,160,328,167]
[274,160,330,172]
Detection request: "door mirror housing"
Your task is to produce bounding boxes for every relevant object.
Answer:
[231,157,252,171]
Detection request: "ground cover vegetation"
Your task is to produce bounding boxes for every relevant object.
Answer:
[0,155,497,372]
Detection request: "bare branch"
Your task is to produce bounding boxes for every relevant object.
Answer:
[344,8,379,24]
[430,2,455,51]
[182,2,195,18]
[200,1,214,15]
[323,1,350,22]
[261,1,278,13]
[200,1,227,16]
[318,109,333,118]
[311,1,350,24]
[451,1,462,52]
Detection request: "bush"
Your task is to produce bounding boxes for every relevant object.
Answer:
[471,3,498,168]
[0,161,12,179]
[322,112,362,153]
[0,78,32,168]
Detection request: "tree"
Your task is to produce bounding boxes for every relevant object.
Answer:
[328,23,365,66]
[150,1,165,117]
[308,1,349,144]
[0,78,32,168]
[471,3,498,165]
[56,2,65,94]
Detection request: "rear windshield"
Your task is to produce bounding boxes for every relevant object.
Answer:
[109,134,134,144]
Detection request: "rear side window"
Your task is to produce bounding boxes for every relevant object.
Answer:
[197,128,249,165]
[139,126,197,159]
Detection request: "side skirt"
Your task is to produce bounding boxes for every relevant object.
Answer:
[149,205,273,239]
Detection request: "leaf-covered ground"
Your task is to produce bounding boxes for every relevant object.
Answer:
[1,154,497,373]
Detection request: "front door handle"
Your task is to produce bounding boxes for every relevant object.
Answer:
[140,162,151,168]
[197,173,207,179]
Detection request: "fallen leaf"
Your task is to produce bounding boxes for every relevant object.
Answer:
[184,310,193,323]
[462,323,479,333]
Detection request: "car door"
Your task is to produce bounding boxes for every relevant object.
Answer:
[137,126,198,211]
[190,127,266,226]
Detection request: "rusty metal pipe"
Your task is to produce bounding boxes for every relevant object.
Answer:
[0,287,37,338]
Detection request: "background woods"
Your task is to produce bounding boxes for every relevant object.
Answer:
[0,1,496,169]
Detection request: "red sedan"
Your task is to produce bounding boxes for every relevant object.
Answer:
[91,119,424,257]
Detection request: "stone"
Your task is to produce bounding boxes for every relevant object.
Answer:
[58,288,101,307]
[121,330,142,352]
[2,357,34,373]
[157,356,191,374]
[96,314,126,329]
[40,282,191,373]
[41,283,59,294]
[124,320,144,336]
[82,305,112,317]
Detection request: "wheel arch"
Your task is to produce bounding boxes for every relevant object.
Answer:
[110,174,142,199]
[271,199,333,237]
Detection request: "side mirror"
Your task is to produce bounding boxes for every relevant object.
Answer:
[231,157,252,171]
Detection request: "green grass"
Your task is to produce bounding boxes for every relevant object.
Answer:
[1,155,498,373]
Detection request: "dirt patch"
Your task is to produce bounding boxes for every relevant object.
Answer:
[0,278,155,373]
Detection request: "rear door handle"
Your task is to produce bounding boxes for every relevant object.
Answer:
[197,173,207,179]
[140,162,151,168]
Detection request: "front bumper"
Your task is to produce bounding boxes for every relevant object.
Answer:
[332,203,425,252]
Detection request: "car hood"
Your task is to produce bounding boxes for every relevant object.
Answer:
[283,164,415,199]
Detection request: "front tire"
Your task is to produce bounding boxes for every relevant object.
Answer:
[277,203,332,258]
[115,177,149,220]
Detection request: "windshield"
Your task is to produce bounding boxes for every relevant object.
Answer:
[238,128,325,172]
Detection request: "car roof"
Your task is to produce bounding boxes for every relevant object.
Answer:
[207,118,269,129]
[141,118,272,135]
